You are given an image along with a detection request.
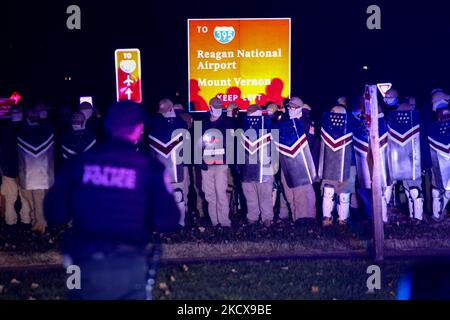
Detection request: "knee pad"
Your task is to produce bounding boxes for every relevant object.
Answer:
[445,190,450,200]
[173,188,184,203]
[337,193,350,221]
[322,186,335,218]
[323,185,335,199]
[432,188,442,198]
[339,193,351,204]
[408,187,421,200]
[383,186,393,206]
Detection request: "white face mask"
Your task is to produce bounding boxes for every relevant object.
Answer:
[11,112,23,122]
[384,97,398,106]
[210,106,222,117]
[80,108,93,120]
[72,124,84,131]
[26,118,39,126]
[40,110,48,119]
[433,99,449,111]
[227,108,237,118]
[162,109,176,118]
[352,111,361,119]
[250,110,262,117]
[289,108,302,119]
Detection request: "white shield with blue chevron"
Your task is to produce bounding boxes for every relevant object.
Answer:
[214,26,235,44]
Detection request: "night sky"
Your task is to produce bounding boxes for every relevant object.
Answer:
[2,0,450,115]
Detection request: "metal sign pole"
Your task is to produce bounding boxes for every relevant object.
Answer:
[367,85,385,261]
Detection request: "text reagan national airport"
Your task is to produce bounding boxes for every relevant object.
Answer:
[197,48,283,72]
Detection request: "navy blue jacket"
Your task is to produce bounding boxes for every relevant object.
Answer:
[44,138,180,256]
[60,127,97,161]
[418,105,433,171]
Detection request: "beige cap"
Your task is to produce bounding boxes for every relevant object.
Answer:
[247,104,262,115]
[158,99,173,114]
[288,96,304,108]
[266,103,278,114]
[330,106,346,114]
[337,97,347,106]
[385,88,399,99]
[209,97,223,109]
[432,91,450,104]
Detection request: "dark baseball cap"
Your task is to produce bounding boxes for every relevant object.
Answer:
[105,101,144,131]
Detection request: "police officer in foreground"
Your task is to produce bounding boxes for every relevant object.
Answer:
[44,101,180,300]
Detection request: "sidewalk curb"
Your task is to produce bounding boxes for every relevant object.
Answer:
[1,238,450,271]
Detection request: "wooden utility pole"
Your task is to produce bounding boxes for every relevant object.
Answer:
[367,85,385,261]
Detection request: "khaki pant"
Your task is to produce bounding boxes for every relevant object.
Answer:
[193,166,206,217]
[20,189,47,229]
[183,166,190,211]
[201,165,231,226]
[171,182,186,226]
[226,169,234,209]
[242,178,274,223]
[278,184,290,219]
[1,176,31,225]
[282,172,316,220]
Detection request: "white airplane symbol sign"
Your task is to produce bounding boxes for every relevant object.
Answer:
[123,75,134,86]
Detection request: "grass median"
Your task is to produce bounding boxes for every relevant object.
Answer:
[0,258,420,300]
